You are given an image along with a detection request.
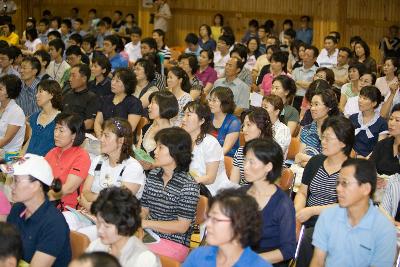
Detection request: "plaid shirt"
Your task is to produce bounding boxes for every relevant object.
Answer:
[16,77,41,117]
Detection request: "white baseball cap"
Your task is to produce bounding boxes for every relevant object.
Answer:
[10,154,54,186]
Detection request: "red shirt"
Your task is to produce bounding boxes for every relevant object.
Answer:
[45,146,90,209]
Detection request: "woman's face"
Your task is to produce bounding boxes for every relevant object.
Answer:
[243,149,271,183]
[134,64,147,81]
[199,26,208,38]
[10,175,37,203]
[271,80,287,101]
[348,68,360,81]
[263,101,279,121]
[214,15,222,26]
[182,109,203,135]
[198,51,211,67]
[111,75,125,95]
[148,98,160,120]
[242,116,261,142]
[54,123,75,149]
[355,44,365,57]
[266,48,274,61]
[358,95,376,112]
[154,142,175,168]
[36,87,54,108]
[314,71,327,81]
[388,111,400,136]
[167,71,181,90]
[100,128,121,155]
[205,202,234,246]
[359,74,373,88]
[248,39,258,52]
[208,93,222,114]
[310,95,330,121]
[298,46,306,60]
[383,59,397,76]
[91,62,105,78]
[0,83,8,102]
[270,59,283,73]
[96,215,121,245]
[321,127,345,157]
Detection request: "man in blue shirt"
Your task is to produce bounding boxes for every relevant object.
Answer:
[311,158,397,267]
[103,34,127,71]
[296,16,313,45]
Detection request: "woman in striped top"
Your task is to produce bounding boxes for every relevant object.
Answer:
[293,116,355,267]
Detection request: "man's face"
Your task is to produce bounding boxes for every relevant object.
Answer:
[0,53,11,69]
[336,165,370,208]
[140,43,154,56]
[337,50,349,66]
[82,41,92,53]
[72,21,81,32]
[60,24,69,35]
[258,28,266,39]
[69,67,86,90]
[38,22,47,33]
[217,40,229,54]
[225,58,239,77]
[303,49,316,65]
[324,39,336,52]
[300,18,309,28]
[130,33,140,45]
[103,40,114,55]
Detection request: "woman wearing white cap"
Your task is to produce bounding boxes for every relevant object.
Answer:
[6,153,72,267]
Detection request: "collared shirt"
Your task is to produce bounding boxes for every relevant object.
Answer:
[182,246,272,267]
[62,88,99,120]
[213,77,250,109]
[292,65,318,96]
[296,28,313,45]
[88,77,112,97]
[16,77,41,117]
[46,60,70,85]
[332,63,349,88]
[260,71,286,96]
[7,199,72,267]
[213,51,230,78]
[195,66,218,86]
[125,41,142,62]
[110,53,128,71]
[300,121,321,156]
[141,168,200,247]
[312,202,397,267]
[0,65,20,78]
[381,173,400,218]
[237,67,252,86]
[185,45,202,57]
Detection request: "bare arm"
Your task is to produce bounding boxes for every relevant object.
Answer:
[142,218,191,234]
[94,112,104,138]
[287,121,299,137]
[30,251,56,267]
[0,124,20,148]
[230,166,241,184]
[203,82,214,96]
[310,247,327,267]
[121,181,141,196]
[339,94,347,112]
[48,174,83,200]
[128,114,141,132]
[193,161,219,185]
[84,119,95,131]
[222,132,239,155]
[294,184,308,212]
[260,250,285,265]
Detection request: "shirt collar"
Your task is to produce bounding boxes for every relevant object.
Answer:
[73,88,89,95]
[338,200,376,230]
[20,198,51,222]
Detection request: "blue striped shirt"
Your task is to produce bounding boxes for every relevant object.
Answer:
[16,77,41,117]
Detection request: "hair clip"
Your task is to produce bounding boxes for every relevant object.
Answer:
[113,119,123,131]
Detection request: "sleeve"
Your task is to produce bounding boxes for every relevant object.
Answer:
[370,220,397,267]
[8,106,25,126]
[86,94,100,119]
[340,83,348,94]
[0,190,11,215]
[237,84,250,109]
[380,177,399,217]
[301,155,324,186]
[98,96,105,113]
[127,96,144,116]
[208,69,218,84]
[36,218,69,258]
[139,172,152,209]
[182,248,203,267]
[204,137,224,163]
[68,149,91,179]
[278,197,297,260]
[232,148,241,168]
[286,107,299,122]
[177,180,200,220]
[292,68,299,82]
[299,126,308,144]
[130,251,159,267]
[378,118,389,134]
[121,159,146,185]
[311,209,330,252]
[88,156,100,176]
[226,117,241,134]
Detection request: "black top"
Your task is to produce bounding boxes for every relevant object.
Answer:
[99,94,143,120]
[88,77,113,97]
[370,136,400,176]
[62,88,99,120]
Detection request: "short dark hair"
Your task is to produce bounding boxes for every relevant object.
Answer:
[75,252,121,267]
[49,38,65,55]
[350,35,362,45]
[168,66,191,93]
[263,94,284,113]
[26,28,38,41]
[241,107,273,139]
[102,16,112,26]
[391,103,400,114]
[89,8,97,14]
[218,34,235,47]
[300,15,311,22]
[141,37,157,51]
[200,49,214,68]
[321,115,355,156]
[152,28,166,43]
[0,74,21,99]
[104,35,122,52]
[69,33,82,45]
[75,18,83,25]
[210,86,236,114]
[92,54,112,78]
[154,127,193,172]
[384,57,400,70]
[0,222,22,263]
[113,68,136,95]
[103,118,133,163]
[359,86,384,109]
[306,45,319,58]
[0,47,14,61]
[341,158,376,198]
[324,35,337,44]
[37,80,62,110]
[22,56,41,76]
[114,10,122,16]
[272,75,297,100]
[230,44,248,63]
[199,24,212,37]
[82,34,96,48]
[284,28,296,39]
[313,88,340,116]
[271,51,288,72]
[348,62,367,77]
[91,187,141,236]
[355,40,371,58]
[185,33,199,45]
[130,26,142,36]
[231,56,245,73]
[248,19,259,28]
[213,13,224,26]
[266,44,281,54]
[283,19,293,27]
[47,30,61,40]
[39,18,49,26]
[338,47,352,58]
[34,50,51,68]
[134,58,155,82]
[55,113,86,146]
[329,31,341,42]
[72,63,91,83]
[148,91,179,120]
[42,10,51,17]
[306,79,331,102]
[209,188,262,247]
[316,67,335,86]
[66,45,82,57]
[244,138,283,183]
[61,19,72,29]
[184,101,212,145]
[178,53,199,75]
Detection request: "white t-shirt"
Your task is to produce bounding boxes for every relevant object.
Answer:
[25,38,42,52]
[125,41,142,63]
[213,51,230,78]
[89,155,146,198]
[0,99,25,153]
[87,236,160,267]
[190,134,235,196]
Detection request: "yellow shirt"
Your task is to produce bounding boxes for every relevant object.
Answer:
[0,32,19,46]
[211,26,222,41]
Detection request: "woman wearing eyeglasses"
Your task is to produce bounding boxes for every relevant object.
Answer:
[183,188,272,267]
[63,118,146,239]
[293,116,355,267]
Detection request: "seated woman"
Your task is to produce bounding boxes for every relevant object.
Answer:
[270,75,299,136]
[0,23,19,46]
[208,86,241,157]
[168,66,192,127]
[196,49,218,95]
[182,101,234,196]
[231,107,273,185]
[370,104,400,176]
[94,68,143,138]
[339,62,366,111]
[244,138,296,265]
[183,188,271,267]
[63,118,146,239]
[0,74,25,161]
[353,39,377,74]
[260,51,289,96]
[349,86,387,158]
[198,24,216,51]
[88,55,112,97]
[263,95,292,159]
[344,72,376,117]
[25,80,62,156]
[86,187,160,267]
[22,28,43,55]
[294,116,354,266]
[7,154,71,267]
[141,127,200,262]
[295,88,340,167]
[133,58,158,110]
[45,113,91,210]
[137,91,178,158]
[178,53,203,101]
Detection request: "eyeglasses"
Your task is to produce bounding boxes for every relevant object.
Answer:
[321,135,338,142]
[336,180,359,188]
[205,215,231,224]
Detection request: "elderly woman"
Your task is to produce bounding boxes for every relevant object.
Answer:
[183,188,271,267]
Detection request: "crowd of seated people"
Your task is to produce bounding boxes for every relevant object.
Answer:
[0,6,400,267]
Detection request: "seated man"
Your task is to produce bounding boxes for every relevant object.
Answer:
[311,158,397,267]
[0,222,22,267]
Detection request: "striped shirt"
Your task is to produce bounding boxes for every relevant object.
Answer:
[233,146,248,186]
[159,45,171,60]
[300,121,322,157]
[16,77,41,117]
[141,168,200,247]
[381,174,400,219]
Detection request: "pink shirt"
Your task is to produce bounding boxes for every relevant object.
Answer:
[196,66,218,86]
[0,189,11,215]
[260,71,287,96]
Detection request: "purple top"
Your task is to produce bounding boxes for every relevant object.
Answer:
[195,66,218,86]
